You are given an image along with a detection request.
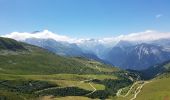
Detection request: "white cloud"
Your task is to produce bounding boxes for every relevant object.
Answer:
[155,14,163,19]
[1,30,73,42]
[2,30,170,45]
[122,30,170,41]
[99,30,170,43]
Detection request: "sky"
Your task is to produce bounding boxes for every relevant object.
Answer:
[0,0,170,38]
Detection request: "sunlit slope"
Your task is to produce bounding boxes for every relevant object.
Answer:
[0,37,118,75]
[136,75,170,100]
[115,60,170,100]
[0,37,133,100]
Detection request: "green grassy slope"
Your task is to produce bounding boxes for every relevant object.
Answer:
[0,37,118,75]
[135,61,170,100]
[136,74,170,100]
[0,37,133,100]
[115,61,170,100]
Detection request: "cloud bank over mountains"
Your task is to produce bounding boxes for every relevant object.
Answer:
[1,30,73,42]
[2,30,170,45]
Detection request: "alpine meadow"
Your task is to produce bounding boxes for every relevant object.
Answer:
[0,0,170,100]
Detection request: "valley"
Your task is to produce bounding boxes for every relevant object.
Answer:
[0,37,133,100]
[1,1,170,100]
[0,37,170,100]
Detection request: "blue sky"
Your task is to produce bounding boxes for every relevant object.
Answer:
[0,0,170,38]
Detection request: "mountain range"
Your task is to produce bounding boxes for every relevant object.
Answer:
[0,37,134,100]
[0,36,170,100]
[20,36,170,70]
[105,42,170,70]
[24,38,103,62]
[2,30,170,70]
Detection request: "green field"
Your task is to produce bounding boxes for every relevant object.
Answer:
[113,73,170,100]
[0,72,131,100]
[136,75,170,100]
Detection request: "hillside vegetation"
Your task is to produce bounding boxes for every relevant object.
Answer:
[0,37,134,100]
[115,61,170,100]
[0,37,25,50]
[136,74,170,100]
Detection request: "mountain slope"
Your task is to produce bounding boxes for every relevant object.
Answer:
[136,76,170,100]
[105,43,170,70]
[25,38,84,56]
[114,60,170,100]
[24,38,103,62]
[0,37,134,100]
[0,37,25,50]
[133,67,170,100]
[140,60,170,79]
[0,37,117,75]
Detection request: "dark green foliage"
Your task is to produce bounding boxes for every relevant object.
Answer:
[140,60,170,80]
[0,80,59,100]
[0,37,25,50]
[101,79,132,96]
[37,87,91,97]
[88,79,132,99]
[0,80,58,94]
[0,92,25,100]
[93,79,133,96]
[87,90,110,99]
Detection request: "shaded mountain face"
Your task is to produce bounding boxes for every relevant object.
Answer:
[105,43,170,70]
[140,60,170,79]
[151,39,170,48]
[24,38,102,61]
[0,37,25,51]
[114,40,135,48]
[25,38,84,56]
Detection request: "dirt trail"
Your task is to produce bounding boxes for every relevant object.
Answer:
[116,82,138,97]
[130,81,151,100]
[116,80,151,100]
[85,83,97,95]
[35,65,101,95]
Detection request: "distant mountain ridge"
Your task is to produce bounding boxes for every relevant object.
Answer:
[24,38,103,62]
[22,37,170,70]
[2,30,170,70]
[140,59,170,79]
[105,43,170,70]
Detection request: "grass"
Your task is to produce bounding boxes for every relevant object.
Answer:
[0,73,122,99]
[0,74,112,91]
[55,96,97,100]
[50,80,105,91]
[0,45,118,75]
[115,74,170,100]
[0,74,117,81]
[0,37,131,99]
[115,81,144,100]
[0,37,118,75]
[0,91,39,100]
[136,76,170,100]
